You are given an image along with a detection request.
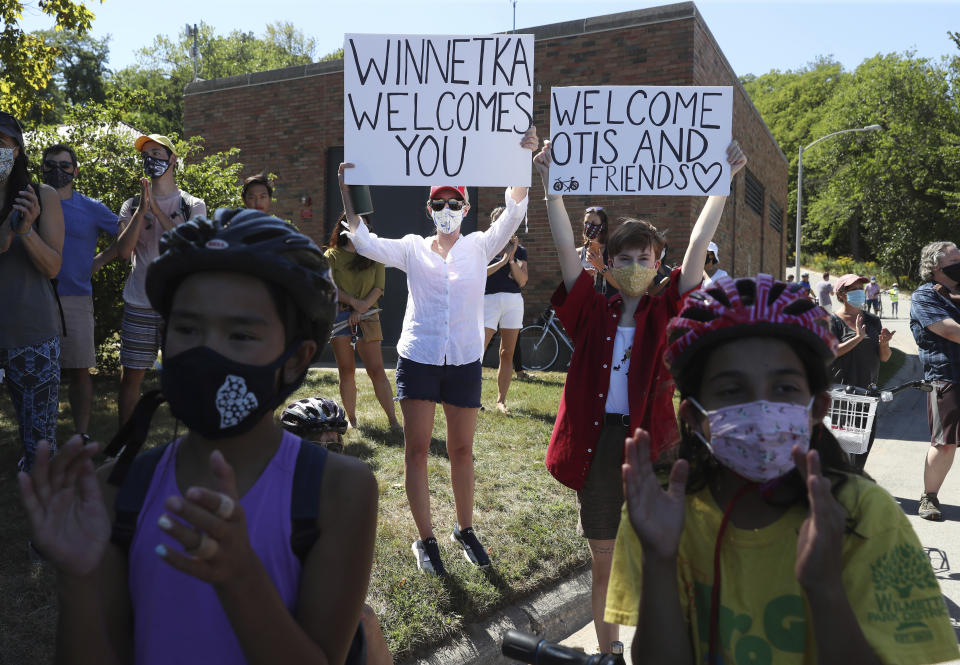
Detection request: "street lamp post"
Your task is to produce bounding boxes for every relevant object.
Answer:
[794,124,882,281]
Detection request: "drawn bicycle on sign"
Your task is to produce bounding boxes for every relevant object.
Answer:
[552,176,580,192]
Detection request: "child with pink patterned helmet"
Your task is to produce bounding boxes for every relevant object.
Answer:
[605,274,957,665]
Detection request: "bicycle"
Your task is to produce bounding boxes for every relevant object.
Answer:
[518,306,574,371]
[552,177,580,193]
[502,630,625,664]
[825,379,932,454]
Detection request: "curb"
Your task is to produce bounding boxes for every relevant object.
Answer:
[400,565,593,665]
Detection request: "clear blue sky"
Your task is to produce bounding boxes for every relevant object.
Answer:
[18,0,960,77]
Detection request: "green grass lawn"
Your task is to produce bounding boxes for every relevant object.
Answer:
[0,367,586,664]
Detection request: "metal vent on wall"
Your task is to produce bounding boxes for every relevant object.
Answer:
[744,170,764,216]
[769,200,783,233]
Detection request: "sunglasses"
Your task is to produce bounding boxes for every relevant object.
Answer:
[428,198,465,212]
[43,159,73,171]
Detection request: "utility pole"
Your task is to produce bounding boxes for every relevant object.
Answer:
[511,0,517,31]
[185,24,199,82]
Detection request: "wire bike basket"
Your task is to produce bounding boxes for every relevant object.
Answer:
[824,386,881,454]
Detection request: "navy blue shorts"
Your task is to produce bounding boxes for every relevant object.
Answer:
[395,356,482,408]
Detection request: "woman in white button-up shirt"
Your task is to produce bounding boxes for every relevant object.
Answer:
[338,127,538,575]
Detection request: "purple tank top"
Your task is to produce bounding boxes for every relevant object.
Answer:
[129,430,303,665]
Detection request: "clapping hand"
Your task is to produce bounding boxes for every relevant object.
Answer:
[854,312,867,339]
[18,437,110,577]
[154,449,258,586]
[792,447,846,590]
[622,428,688,561]
[879,328,895,345]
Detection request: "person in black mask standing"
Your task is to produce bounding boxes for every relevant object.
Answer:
[42,143,119,442]
[911,241,960,521]
[96,134,206,428]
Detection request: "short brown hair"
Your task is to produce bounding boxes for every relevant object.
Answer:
[607,218,666,259]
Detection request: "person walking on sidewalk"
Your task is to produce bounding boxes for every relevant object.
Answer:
[815,272,834,312]
[911,241,960,521]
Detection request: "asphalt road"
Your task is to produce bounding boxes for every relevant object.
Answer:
[561,301,960,662]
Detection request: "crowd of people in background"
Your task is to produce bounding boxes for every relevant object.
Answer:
[4,105,960,664]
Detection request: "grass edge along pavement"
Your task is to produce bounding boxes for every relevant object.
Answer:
[0,367,588,664]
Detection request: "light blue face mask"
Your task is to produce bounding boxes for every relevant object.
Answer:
[845,289,866,308]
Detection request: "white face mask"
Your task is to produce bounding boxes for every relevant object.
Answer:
[0,148,14,183]
[432,207,464,235]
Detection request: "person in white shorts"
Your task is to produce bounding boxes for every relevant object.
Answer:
[482,206,528,413]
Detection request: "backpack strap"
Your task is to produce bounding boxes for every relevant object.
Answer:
[105,389,166,486]
[290,438,328,564]
[178,192,191,222]
[110,442,170,553]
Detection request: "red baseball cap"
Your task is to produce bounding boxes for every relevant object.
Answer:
[835,273,869,292]
[429,185,466,200]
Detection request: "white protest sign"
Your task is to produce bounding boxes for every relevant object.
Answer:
[344,33,534,187]
[548,86,733,196]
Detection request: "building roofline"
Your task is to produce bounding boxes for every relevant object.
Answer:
[689,5,788,165]
[182,1,787,166]
[185,2,699,96]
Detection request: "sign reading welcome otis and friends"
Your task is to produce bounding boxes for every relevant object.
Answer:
[344,33,535,187]
[548,85,733,196]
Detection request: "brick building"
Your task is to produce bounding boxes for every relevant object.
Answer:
[184,1,787,350]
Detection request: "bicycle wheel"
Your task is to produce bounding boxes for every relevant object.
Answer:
[518,325,559,371]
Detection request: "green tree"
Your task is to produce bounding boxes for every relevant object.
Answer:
[804,53,960,277]
[111,21,318,136]
[26,29,110,125]
[741,57,850,251]
[0,0,99,118]
[27,90,244,367]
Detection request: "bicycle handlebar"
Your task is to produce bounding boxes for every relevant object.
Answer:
[833,379,933,399]
[501,630,622,665]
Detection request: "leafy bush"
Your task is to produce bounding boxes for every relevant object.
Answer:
[25,91,244,374]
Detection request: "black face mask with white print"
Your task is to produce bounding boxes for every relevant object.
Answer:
[161,344,301,439]
[143,154,172,178]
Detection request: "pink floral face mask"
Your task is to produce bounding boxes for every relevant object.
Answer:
[688,398,813,482]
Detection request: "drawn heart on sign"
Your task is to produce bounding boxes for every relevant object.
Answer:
[693,162,723,193]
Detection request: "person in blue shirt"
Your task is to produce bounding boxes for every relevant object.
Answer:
[910,241,960,521]
[43,143,118,440]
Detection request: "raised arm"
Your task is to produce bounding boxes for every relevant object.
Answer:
[533,140,582,292]
[478,127,539,259]
[679,142,747,294]
[337,163,410,271]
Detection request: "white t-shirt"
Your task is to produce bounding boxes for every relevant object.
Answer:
[604,325,634,415]
[702,268,729,289]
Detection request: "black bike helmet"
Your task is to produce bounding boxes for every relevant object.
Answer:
[280,397,348,435]
[145,208,337,352]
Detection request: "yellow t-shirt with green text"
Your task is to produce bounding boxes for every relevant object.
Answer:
[605,475,958,665]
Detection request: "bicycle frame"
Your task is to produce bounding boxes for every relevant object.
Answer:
[544,309,574,353]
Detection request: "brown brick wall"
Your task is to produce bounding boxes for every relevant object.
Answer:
[184,4,788,339]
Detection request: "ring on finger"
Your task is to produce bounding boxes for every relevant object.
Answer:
[216,494,235,520]
[187,532,219,560]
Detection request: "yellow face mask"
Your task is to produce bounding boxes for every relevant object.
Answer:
[608,263,658,297]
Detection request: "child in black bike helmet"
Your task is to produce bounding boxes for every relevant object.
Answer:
[281,396,349,452]
[604,274,956,665]
[19,209,379,665]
